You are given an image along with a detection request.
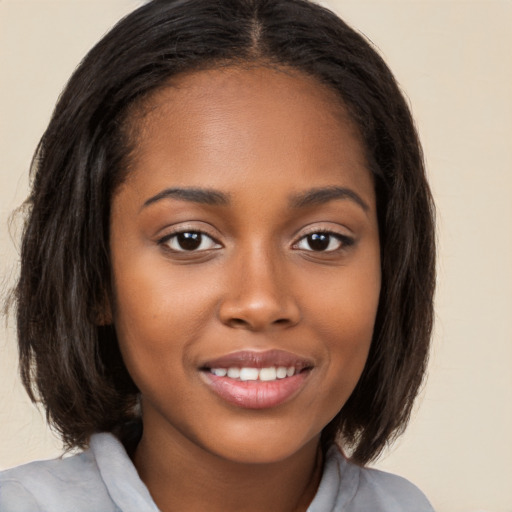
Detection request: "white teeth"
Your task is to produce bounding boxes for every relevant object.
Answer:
[210,366,299,381]
[239,368,259,381]
[276,366,288,379]
[259,367,277,381]
[227,368,240,379]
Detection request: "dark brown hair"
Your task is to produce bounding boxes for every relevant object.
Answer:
[14,0,435,465]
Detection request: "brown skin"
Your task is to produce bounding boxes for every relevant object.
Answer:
[109,66,381,512]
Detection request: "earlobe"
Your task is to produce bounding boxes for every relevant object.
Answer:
[94,295,113,326]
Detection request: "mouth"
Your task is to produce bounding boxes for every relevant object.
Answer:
[207,365,300,381]
[199,350,314,409]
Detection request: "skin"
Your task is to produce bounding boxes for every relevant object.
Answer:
[109,66,381,512]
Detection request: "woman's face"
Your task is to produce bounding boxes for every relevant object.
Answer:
[110,66,381,464]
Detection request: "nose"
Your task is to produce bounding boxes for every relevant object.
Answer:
[218,247,301,332]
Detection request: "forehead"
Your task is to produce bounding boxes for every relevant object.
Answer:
[141,64,349,125]
[122,65,373,204]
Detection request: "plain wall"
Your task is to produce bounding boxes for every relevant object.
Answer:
[1,1,511,511]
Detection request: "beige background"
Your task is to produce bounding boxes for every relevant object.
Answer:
[1,1,511,511]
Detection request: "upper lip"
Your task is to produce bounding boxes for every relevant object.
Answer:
[200,349,314,370]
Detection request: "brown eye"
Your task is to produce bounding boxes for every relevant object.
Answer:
[176,232,202,251]
[295,232,353,252]
[306,233,331,251]
[163,231,221,252]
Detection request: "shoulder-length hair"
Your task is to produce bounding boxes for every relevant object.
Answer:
[15,0,435,465]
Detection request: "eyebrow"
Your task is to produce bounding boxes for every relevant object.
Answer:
[289,186,369,212]
[142,187,230,209]
[141,185,369,212]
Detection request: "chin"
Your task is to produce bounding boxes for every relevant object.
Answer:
[198,423,321,466]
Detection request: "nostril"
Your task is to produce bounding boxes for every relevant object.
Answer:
[229,317,291,329]
[230,318,249,328]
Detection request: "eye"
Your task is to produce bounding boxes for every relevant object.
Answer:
[294,232,353,252]
[160,231,221,252]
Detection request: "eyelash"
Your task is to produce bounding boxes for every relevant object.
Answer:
[158,228,354,254]
[158,230,221,253]
[292,230,355,253]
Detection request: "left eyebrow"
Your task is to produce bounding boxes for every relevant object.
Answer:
[142,187,230,210]
[289,186,370,212]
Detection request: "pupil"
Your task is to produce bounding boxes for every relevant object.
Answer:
[308,233,329,251]
[178,232,201,251]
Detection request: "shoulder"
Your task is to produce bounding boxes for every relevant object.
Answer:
[309,447,435,512]
[0,433,158,512]
[0,435,119,512]
[351,464,434,512]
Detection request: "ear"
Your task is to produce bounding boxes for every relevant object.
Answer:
[94,293,113,326]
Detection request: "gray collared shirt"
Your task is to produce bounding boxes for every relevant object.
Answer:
[0,433,434,511]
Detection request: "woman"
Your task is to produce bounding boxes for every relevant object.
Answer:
[1,1,435,510]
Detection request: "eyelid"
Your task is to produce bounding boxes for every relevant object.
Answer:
[157,224,223,252]
[291,226,355,252]
[292,223,354,240]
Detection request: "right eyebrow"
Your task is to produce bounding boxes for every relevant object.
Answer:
[141,187,230,210]
[289,186,370,213]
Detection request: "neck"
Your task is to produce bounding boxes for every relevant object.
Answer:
[133,418,323,512]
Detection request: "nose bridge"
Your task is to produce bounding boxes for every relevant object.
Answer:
[241,242,281,301]
[218,239,300,330]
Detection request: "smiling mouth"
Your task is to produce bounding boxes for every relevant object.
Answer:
[206,366,300,381]
[199,350,313,409]
[200,349,313,381]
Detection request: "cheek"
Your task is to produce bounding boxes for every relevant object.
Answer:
[113,249,216,330]
[306,256,381,397]
[307,250,380,339]
[110,255,216,381]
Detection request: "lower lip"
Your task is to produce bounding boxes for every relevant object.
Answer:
[201,371,310,409]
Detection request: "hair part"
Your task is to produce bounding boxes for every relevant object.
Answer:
[14,0,435,465]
